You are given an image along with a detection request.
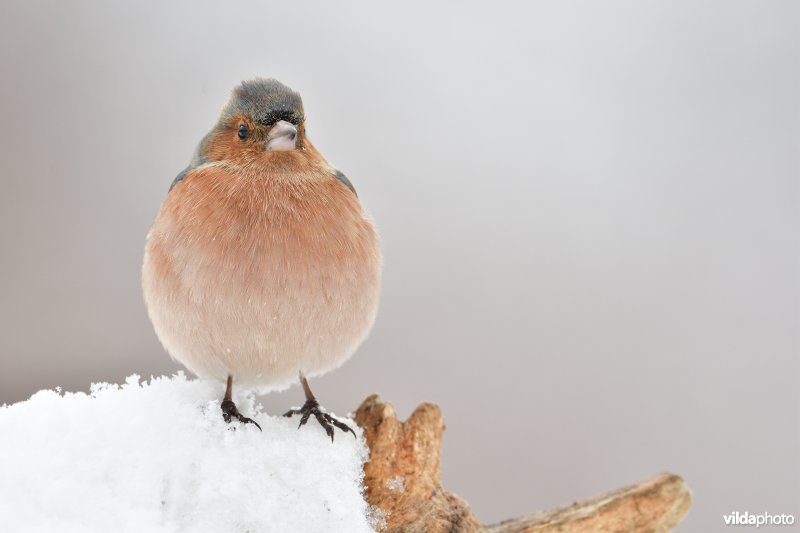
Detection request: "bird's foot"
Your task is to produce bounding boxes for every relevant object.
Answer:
[283,399,356,442]
[221,399,262,431]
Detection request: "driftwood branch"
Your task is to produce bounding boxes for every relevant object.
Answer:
[354,395,692,533]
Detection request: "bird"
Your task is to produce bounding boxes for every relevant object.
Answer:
[142,78,381,440]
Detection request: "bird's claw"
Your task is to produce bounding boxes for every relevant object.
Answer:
[283,399,356,442]
[221,399,262,431]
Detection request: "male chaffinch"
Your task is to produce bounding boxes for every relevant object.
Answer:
[142,79,381,439]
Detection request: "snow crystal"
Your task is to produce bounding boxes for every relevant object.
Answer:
[366,505,389,531]
[0,373,374,533]
[386,476,406,493]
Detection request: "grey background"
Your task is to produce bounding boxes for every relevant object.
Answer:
[1,1,797,531]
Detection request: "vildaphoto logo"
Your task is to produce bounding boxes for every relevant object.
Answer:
[723,512,795,527]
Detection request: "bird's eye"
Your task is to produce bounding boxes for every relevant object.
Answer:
[238,124,249,140]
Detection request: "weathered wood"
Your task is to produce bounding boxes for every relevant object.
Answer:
[354,395,692,533]
[485,473,692,533]
[355,394,482,532]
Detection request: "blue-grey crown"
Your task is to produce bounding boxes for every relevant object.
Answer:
[222,78,304,126]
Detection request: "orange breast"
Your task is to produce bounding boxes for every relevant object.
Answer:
[142,160,381,391]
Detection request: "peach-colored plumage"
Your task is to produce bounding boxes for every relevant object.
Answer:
[142,83,381,395]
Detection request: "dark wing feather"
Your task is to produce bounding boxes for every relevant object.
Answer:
[334,170,357,197]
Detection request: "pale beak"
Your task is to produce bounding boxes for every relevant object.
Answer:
[266,120,298,151]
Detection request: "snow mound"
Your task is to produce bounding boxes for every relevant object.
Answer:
[0,373,376,533]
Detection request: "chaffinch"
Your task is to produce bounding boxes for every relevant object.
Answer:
[142,79,381,439]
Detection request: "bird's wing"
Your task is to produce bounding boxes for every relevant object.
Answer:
[334,170,357,197]
[168,161,220,193]
[169,166,192,192]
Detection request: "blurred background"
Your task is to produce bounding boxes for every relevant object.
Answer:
[0,1,797,530]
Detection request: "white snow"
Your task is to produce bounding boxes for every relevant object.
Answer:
[386,476,405,493]
[0,373,375,533]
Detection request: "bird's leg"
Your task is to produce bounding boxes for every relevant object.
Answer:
[221,375,262,431]
[283,372,356,442]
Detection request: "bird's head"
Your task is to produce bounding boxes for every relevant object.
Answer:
[198,78,307,166]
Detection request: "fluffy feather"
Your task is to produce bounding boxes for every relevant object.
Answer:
[142,81,381,392]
